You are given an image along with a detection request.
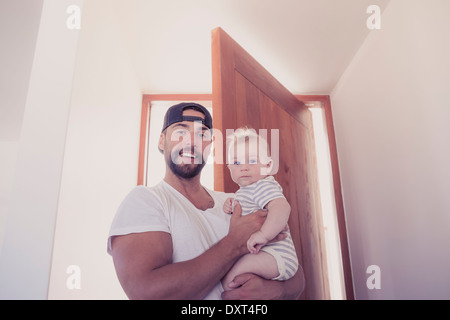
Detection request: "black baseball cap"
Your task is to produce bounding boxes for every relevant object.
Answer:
[161,102,213,132]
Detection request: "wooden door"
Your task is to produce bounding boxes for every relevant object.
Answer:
[212,28,329,299]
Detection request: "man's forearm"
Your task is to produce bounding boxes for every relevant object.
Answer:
[113,203,267,300]
[129,235,242,300]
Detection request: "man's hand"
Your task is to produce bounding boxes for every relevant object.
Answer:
[221,273,283,300]
[227,201,267,255]
[221,267,305,300]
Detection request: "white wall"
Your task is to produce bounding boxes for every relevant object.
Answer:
[0,0,43,141]
[331,0,450,299]
[47,0,141,299]
[0,0,83,299]
[0,0,43,254]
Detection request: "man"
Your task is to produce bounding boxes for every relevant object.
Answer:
[107,102,304,299]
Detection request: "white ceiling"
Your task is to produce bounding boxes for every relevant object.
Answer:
[1,0,392,141]
[112,0,391,95]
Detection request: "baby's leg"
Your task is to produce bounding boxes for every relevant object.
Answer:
[222,251,279,291]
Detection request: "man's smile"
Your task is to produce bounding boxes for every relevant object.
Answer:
[175,148,203,164]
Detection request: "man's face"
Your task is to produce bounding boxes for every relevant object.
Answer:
[159,109,212,179]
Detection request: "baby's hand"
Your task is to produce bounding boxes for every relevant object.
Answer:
[247,231,269,254]
[223,197,234,214]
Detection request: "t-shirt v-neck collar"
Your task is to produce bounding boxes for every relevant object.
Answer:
[161,180,216,212]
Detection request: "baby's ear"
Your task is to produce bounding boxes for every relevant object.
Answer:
[260,158,274,175]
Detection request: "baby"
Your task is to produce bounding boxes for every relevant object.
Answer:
[221,127,299,291]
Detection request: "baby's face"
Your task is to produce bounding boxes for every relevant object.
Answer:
[228,142,272,187]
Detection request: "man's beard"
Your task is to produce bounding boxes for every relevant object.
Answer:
[166,148,206,179]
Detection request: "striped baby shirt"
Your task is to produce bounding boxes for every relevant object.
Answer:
[234,176,299,281]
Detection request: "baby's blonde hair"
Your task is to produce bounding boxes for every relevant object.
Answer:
[226,127,272,165]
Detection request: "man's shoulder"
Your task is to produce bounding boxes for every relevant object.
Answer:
[126,184,156,197]
[122,182,168,206]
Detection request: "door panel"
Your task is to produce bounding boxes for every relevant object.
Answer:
[212,28,329,299]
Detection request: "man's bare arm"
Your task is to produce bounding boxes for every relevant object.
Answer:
[111,203,265,300]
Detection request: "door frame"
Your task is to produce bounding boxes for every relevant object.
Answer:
[296,95,354,300]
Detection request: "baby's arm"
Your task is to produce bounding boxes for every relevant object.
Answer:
[223,197,234,214]
[247,198,291,253]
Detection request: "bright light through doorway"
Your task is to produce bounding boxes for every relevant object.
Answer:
[310,106,346,300]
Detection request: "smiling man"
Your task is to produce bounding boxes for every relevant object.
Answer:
[107,102,304,300]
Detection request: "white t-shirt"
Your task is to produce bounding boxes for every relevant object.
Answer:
[107,180,233,300]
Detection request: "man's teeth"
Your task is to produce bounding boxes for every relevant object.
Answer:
[180,151,197,158]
